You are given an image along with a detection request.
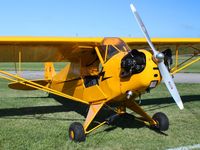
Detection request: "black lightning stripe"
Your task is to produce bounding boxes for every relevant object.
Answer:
[99,68,112,81]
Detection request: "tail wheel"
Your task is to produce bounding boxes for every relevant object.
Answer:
[152,112,169,131]
[69,122,86,142]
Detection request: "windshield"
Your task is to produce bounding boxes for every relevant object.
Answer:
[101,38,130,61]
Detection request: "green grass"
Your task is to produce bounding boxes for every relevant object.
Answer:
[0,79,200,150]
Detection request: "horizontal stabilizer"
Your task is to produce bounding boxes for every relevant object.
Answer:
[8,79,50,90]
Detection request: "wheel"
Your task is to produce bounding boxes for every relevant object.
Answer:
[152,112,169,131]
[69,122,86,142]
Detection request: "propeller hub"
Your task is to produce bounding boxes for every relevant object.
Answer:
[156,52,164,62]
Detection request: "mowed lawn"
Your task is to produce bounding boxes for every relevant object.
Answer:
[0,78,200,150]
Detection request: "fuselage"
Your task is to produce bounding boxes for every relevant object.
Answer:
[50,38,162,104]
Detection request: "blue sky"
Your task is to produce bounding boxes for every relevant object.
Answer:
[0,0,199,37]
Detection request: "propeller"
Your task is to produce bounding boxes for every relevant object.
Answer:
[130,4,184,110]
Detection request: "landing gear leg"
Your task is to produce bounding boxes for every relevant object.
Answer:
[125,99,157,126]
[69,102,104,142]
[125,99,169,131]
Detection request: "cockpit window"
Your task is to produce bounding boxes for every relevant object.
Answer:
[106,45,119,60]
[101,38,130,61]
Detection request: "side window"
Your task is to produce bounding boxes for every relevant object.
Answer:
[106,45,119,61]
[84,76,99,88]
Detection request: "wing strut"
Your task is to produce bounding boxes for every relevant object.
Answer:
[0,70,89,105]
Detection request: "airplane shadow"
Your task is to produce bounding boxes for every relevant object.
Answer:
[141,95,200,105]
[0,94,144,131]
[0,95,88,120]
[140,95,200,111]
[0,94,199,133]
[52,95,149,131]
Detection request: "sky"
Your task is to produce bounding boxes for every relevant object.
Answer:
[0,0,199,37]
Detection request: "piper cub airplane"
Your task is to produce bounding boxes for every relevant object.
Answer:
[0,4,200,142]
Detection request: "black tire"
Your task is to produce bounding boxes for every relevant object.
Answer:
[69,122,86,142]
[152,112,169,131]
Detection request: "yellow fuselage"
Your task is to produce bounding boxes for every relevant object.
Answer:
[50,49,161,104]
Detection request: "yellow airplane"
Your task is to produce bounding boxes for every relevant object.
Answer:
[0,4,199,142]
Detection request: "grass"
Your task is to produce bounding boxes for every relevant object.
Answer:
[0,78,200,150]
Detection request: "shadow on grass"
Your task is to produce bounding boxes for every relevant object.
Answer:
[141,95,200,106]
[0,94,199,132]
[141,95,200,111]
[0,95,145,131]
[0,95,88,119]
[0,105,71,117]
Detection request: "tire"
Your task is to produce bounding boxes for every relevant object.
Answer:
[69,122,86,142]
[152,112,169,131]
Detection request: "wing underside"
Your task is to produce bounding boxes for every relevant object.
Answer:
[0,37,103,62]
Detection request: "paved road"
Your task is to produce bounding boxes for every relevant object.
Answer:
[173,73,200,83]
[2,71,200,83]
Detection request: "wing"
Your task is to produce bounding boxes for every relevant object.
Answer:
[0,36,103,62]
[123,38,200,55]
[1,37,199,61]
